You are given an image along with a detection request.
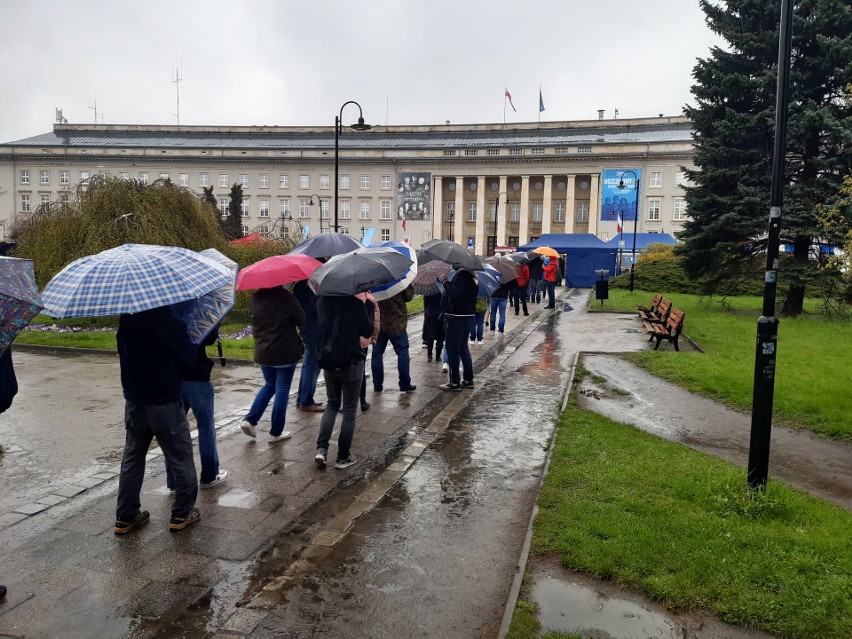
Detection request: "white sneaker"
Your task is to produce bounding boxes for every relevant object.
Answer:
[200,469,229,489]
[442,362,448,371]
[268,431,292,443]
[240,421,256,438]
[477,340,483,346]
[469,339,475,345]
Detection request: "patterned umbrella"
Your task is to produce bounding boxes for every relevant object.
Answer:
[288,232,365,259]
[482,255,520,282]
[171,248,238,344]
[308,247,413,296]
[368,241,418,301]
[41,243,233,318]
[236,254,322,291]
[411,259,451,296]
[0,256,43,353]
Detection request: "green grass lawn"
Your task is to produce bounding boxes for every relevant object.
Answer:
[507,403,852,639]
[594,289,852,442]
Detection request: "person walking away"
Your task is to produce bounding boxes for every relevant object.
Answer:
[315,294,375,469]
[356,290,380,411]
[527,255,543,304]
[1,346,19,599]
[513,261,530,316]
[489,281,509,334]
[469,295,487,345]
[543,256,558,308]
[440,269,477,391]
[240,286,305,443]
[371,284,417,393]
[293,280,324,413]
[115,306,200,534]
[423,291,444,362]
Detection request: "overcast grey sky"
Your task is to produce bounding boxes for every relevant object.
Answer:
[0,0,722,142]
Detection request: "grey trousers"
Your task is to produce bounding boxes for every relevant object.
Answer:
[116,400,198,521]
[317,364,363,461]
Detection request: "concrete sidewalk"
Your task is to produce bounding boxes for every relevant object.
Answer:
[0,292,588,638]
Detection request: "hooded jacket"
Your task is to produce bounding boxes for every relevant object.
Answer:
[250,287,305,366]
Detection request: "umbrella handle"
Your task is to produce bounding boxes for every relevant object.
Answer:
[217,339,226,367]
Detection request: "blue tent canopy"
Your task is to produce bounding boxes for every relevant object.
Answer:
[517,234,617,287]
[606,233,677,251]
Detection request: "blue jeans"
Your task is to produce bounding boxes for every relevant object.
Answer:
[245,364,297,436]
[317,363,363,460]
[180,380,219,484]
[444,316,473,386]
[546,281,556,307]
[469,312,485,341]
[297,345,321,406]
[489,298,508,332]
[371,331,411,390]
[117,400,197,521]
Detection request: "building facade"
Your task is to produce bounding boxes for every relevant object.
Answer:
[0,116,694,256]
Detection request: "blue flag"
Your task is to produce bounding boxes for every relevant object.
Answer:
[539,88,545,113]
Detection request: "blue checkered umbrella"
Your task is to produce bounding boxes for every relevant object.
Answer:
[41,243,233,318]
[170,248,238,344]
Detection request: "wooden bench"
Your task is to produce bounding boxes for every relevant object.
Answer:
[639,296,671,324]
[637,293,661,315]
[644,306,685,350]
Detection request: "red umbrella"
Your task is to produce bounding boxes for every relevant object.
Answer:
[236,254,322,291]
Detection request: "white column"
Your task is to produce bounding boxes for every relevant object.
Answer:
[432,176,443,240]
[453,176,464,244]
[565,175,576,233]
[542,174,552,235]
[519,175,530,245]
[497,175,508,246]
[588,173,600,236]
[475,175,486,255]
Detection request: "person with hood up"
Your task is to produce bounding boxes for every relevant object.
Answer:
[439,269,477,391]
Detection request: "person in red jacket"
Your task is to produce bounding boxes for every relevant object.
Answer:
[512,262,530,316]
[542,256,558,309]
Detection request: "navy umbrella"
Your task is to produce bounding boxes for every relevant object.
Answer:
[289,232,365,259]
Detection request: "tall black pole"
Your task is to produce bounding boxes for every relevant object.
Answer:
[333,115,340,233]
[748,0,794,489]
[629,177,639,293]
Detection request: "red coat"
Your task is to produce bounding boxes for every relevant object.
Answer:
[543,263,558,283]
[516,264,530,287]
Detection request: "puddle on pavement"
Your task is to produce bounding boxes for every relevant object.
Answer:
[216,488,265,508]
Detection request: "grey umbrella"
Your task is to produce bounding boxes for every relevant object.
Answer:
[289,232,365,259]
[416,239,482,270]
[508,252,530,265]
[308,247,414,296]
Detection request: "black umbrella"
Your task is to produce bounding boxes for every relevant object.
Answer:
[307,247,413,296]
[289,232,365,259]
[417,239,482,271]
[508,252,530,265]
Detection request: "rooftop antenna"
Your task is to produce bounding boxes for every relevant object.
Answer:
[89,95,97,124]
[172,61,183,125]
[614,108,619,119]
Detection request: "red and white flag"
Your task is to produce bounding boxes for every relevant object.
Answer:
[505,88,517,112]
[402,217,407,232]
[616,208,623,234]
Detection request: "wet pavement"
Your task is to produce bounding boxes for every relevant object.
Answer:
[0,290,844,638]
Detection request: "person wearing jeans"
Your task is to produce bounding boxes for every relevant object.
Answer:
[439,269,477,391]
[293,281,323,412]
[542,256,558,309]
[489,283,509,333]
[243,364,297,437]
[469,296,487,344]
[372,285,416,392]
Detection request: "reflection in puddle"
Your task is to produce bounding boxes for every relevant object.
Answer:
[216,488,265,509]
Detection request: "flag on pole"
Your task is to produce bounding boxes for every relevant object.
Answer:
[616,207,623,234]
[402,217,407,232]
[505,88,517,112]
[539,87,545,113]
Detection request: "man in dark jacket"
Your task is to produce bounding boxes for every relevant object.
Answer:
[440,269,477,391]
[315,294,374,469]
[115,305,200,534]
[371,284,416,393]
[0,346,17,601]
[293,280,324,412]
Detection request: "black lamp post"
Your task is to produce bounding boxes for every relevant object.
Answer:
[493,191,509,253]
[308,193,324,231]
[618,170,640,292]
[334,101,371,233]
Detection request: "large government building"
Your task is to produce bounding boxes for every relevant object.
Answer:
[0,114,694,259]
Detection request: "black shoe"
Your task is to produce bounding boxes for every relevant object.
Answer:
[0,585,6,602]
[427,354,433,361]
[361,401,371,411]
[373,386,383,393]
[439,382,462,392]
[400,385,417,392]
[114,510,150,535]
[460,380,475,389]
[169,507,201,531]
[335,455,357,469]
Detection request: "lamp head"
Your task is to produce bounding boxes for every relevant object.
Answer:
[618,180,625,189]
[351,117,372,131]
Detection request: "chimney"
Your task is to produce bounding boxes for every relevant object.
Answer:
[597,109,605,120]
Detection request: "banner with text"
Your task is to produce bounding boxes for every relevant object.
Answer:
[600,169,641,223]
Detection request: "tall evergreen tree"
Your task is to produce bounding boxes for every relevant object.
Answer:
[679,0,852,315]
[223,183,244,240]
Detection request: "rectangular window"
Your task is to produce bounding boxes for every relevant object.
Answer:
[21,194,30,212]
[380,201,391,220]
[443,149,457,156]
[648,200,661,220]
[119,171,128,181]
[673,200,687,220]
[259,173,270,188]
[59,170,69,185]
[381,228,391,241]
[555,147,569,154]
[340,174,350,190]
[242,225,249,235]
[279,174,289,189]
[577,145,592,154]
[179,173,189,187]
[41,194,50,207]
[381,175,391,190]
[467,202,477,222]
[340,200,351,219]
[20,170,30,184]
[489,203,497,222]
[360,175,370,189]
[240,174,249,188]
[554,202,565,222]
[510,203,520,222]
[279,199,290,216]
[650,171,662,188]
[359,201,371,220]
[240,200,250,217]
[509,148,523,156]
[319,175,330,189]
[219,198,229,217]
[159,172,170,181]
[676,171,687,186]
[199,172,209,187]
[464,149,478,156]
[219,173,229,187]
[299,175,309,189]
[576,201,589,222]
[82,170,91,183]
[508,235,519,247]
[531,148,545,156]
[531,203,543,222]
[137,171,147,185]
[487,149,500,156]
[259,198,270,217]
[320,200,330,219]
[446,202,455,222]
[299,199,310,218]
[40,170,50,185]
[340,227,350,236]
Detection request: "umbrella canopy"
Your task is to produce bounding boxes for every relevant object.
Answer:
[41,243,233,318]
[228,231,265,245]
[288,232,365,259]
[531,246,559,258]
[508,252,530,265]
[0,256,44,353]
[411,259,451,296]
[308,246,414,296]
[368,241,418,301]
[171,248,238,344]
[443,268,501,299]
[236,254,322,291]
[482,255,520,282]
[417,239,482,271]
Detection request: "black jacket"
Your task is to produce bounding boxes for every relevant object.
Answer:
[293,280,320,349]
[0,348,17,414]
[250,287,305,366]
[181,327,219,382]
[442,270,478,316]
[117,306,197,404]
[316,295,374,369]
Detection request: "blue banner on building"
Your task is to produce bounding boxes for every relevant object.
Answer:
[600,169,641,223]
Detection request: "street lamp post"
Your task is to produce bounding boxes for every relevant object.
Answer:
[308,193,324,231]
[618,170,640,292]
[334,101,371,233]
[493,192,509,254]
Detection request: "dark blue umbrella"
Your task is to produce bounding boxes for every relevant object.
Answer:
[447,268,501,299]
[289,232,365,259]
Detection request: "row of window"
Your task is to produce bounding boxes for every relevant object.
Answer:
[443,146,592,157]
[443,199,688,223]
[246,225,394,243]
[217,198,396,221]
